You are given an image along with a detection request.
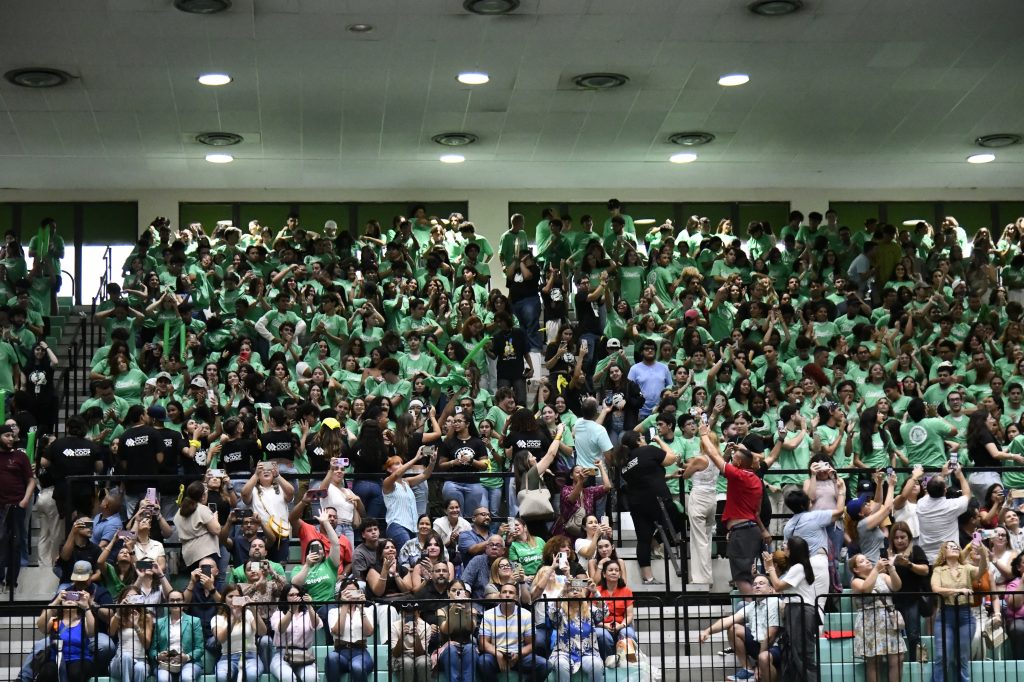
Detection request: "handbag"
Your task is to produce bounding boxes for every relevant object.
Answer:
[282,648,316,665]
[564,503,588,537]
[517,485,554,521]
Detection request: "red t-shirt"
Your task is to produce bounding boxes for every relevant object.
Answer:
[720,463,762,524]
[298,520,353,567]
[0,448,32,506]
[597,584,634,626]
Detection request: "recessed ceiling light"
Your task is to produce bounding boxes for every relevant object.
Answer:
[197,73,232,86]
[718,74,750,87]
[456,72,490,85]
[572,73,630,90]
[440,154,466,164]
[196,132,244,147]
[432,132,479,147]
[205,153,234,164]
[174,0,231,14]
[748,0,803,16]
[669,132,716,147]
[670,153,698,164]
[4,67,73,88]
[463,0,520,15]
[967,153,995,164]
[346,23,374,33]
[975,133,1021,149]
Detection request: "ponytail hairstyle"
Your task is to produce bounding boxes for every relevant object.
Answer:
[615,430,642,467]
[178,481,206,518]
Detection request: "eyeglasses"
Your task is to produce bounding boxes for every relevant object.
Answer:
[497,562,511,568]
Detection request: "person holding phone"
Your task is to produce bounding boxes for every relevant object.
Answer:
[149,589,204,682]
[478,582,547,680]
[850,552,905,682]
[211,585,267,682]
[30,588,98,681]
[326,579,375,682]
[382,448,437,547]
[242,460,295,563]
[545,579,606,681]
[436,579,478,682]
[109,586,154,682]
[389,603,433,682]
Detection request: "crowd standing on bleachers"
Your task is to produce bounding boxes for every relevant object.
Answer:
[3,207,1024,681]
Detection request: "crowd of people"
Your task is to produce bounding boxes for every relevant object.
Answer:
[3,204,1024,682]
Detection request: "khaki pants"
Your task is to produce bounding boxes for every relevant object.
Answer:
[687,486,718,585]
[391,654,430,682]
[34,487,62,566]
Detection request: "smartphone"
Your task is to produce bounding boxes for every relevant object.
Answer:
[570,578,588,590]
[230,596,247,608]
[209,468,226,479]
[145,488,158,503]
[208,502,218,514]
[237,508,254,519]
[201,565,213,577]
[648,427,657,441]
[64,591,81,602]
[126,595,146,605]
[116,529,136,541]
[422,446,436,458]
[136,559,155,571]
[701,413,710,426]
[601,515,609,526]
[247,561,262,573]
[777,419,785,432]
[81,519,94,529]
[885,467,894,478]
[306,488,329,500]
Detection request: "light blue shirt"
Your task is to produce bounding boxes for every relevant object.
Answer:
[92,512,123,547]
[627,361,672,417]
[573,419,613,470]
[383,481,418,533]
[783,509,834,557]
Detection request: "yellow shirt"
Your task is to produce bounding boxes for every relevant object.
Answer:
[931,563,977,606]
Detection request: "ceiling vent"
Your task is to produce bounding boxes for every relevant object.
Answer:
[669,132,716,147]
[748,0,803,16]
[463,0,520,15]
[196,132,244,147]
[174,0,231,15]
[975,134,1021,149]
[432,132,478,147]
[4,68,73,88]
[572,73,629,90]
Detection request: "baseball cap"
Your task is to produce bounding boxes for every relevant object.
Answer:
[606,338,622,350]
[684,309,699,321]
[408,399,425,412]
[147,405,167,422]
[70,561,93,581]
[846,494,870,518]
[155,371,172,382]
[321,417,341,430]
[190,377,208,389]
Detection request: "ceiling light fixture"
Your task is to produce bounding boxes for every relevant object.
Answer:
[670,153,698,164]
[196,132,244,147]
[572,73,630,90]
[197,73,232,86]
[432,132,478,147]
[4,67,73,88]
[174,0,231,14]
[456,72,490,85]
[463,0,520,15]
[967,153,995,164]
[669,132,716,147]
[205,153,234,164]
[440,154,466,164]
[346,23,374,33]
[975,134,1022,149]
[718,74,750,87]
[748,0,803,16]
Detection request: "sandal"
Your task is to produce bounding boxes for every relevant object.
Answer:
[641,576,663,585]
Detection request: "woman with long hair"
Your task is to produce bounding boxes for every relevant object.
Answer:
[888,521,931,668]
[763,535,816,610]
[436,579,478,682]
[391,409,442,516]
[615,430,682,585]
[850,551,905,682]
[268,583,322,682]
[109,586,154,682]
[966,408,1019,500]
[366,538,413,600]
[212,584,268,682]
[241,461,295,563]
[382,450,436,548]
[545,579,607,682]
[348,418,391,519]
[931,541,986,682]
[34,587,98,680]
[598,363,644,446]
[173,481,221,573]
[595,558,636,659]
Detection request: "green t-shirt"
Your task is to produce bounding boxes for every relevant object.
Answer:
[291,558,338,602]
[773,429,811,486]
[899,417,953,468]
[618,266,645,307]
[0,341,20,392]
[508,536,545,576]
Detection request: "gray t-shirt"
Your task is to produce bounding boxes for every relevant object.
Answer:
[351,542,378,582]
[857,518,885,564]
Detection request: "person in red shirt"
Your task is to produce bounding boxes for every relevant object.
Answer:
[699,422,769,595]
[0,423,35,592]
[294,504,353,577]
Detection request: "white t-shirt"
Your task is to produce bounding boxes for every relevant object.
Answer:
[916,495,970,562]
[324,483,357,525]
[328,606,373,643]
[252,484,289,523]
[779,564,816,611]
[211,611,257,655]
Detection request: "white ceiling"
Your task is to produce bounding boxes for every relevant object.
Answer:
[1,0,1023,190]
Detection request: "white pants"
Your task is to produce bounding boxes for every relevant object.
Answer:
[810,551,831,615]
[687,486,717,585]
[34,487,62,567]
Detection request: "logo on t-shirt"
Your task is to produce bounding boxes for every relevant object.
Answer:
[124,435,148,447]
[62,448,92,458]
[908,425,928,446]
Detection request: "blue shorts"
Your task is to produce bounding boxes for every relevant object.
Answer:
[744,628,781,668]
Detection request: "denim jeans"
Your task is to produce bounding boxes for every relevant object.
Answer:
[326,648,374,682]
[477,651,548,680]
[483,486,503,527]
[511,295,543,352]
[896,598,922,663]
[18,633,115,682]
[551,652,603,682]
[215,651,262,682]
[442,481,485,519]
[597,625,638,658]
[352,480,385,520]
[934,605,973,682]
[155,661,201,682]
[110,652,148,682]
[439,642,478,682]
[386,522,414,548]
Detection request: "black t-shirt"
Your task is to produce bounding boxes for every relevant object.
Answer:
[542,285,569,321]
[574,291,601,336]
[56,541,102,584]
[502,430,551,461]
[118,425,164,494]
[184,436,210,479]
[620,445,670,500]
[305,439,333,475]
[155,427,186,494]
[220,437,260,475]
[892,544,930,607]
[969,430,999,468]
[260,429,300,463]
[25,359,55,397]
[544,341,578,377]
[41,436,101,490]
[349,441,392,475]
[492,328,530,381]
[506,262,540,303]
[439,436,489,473]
